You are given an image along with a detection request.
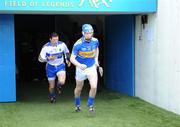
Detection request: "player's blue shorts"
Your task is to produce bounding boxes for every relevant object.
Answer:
[46,63,65,80]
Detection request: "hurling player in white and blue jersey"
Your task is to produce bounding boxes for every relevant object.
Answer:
[38,32,71,103]
[70,24,100,113]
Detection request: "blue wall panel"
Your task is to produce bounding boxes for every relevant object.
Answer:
[0,15,16,102]
[105,15,135,96]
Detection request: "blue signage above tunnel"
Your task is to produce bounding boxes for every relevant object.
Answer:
[0,0,157,14]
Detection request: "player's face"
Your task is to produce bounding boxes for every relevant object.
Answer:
[50,36,59,44]
[83,31,93,40]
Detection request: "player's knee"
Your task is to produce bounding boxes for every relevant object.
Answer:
[90,87,97,92]
[90,84,97,89]
[77,87,82,92]
[75,87,82,93]
[49,85,54,89]
[91,87,97,90]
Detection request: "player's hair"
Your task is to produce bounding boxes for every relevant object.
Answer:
[50,32,59,39]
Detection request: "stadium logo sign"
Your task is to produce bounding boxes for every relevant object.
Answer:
[79,0,113,8]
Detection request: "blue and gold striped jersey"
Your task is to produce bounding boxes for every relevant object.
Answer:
[71,37,99,68]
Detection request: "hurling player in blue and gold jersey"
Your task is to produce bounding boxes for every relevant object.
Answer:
[70,24,100,113]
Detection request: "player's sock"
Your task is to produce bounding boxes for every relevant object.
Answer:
[49,90,56,103]
[75,96,81,107]
[56,82,62,95]
[75,96,81,112]
[57,82,62,89]
[87,96,95,107]
[49,88,56,98]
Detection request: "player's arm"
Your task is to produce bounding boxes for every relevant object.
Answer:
[65,52,71,67]
[95,47,103,76]
[63,43,71,67]
[38,47,47,63]
[70,43,87,70]
[64,52,70,61]
[38,46,56,62]
[95,39,100,67]
[95,47,99,67]
[70,54,87,70]
[95,41,103,76]
[70,54,81,67]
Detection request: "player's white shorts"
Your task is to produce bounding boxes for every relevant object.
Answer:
[75,65,97,81]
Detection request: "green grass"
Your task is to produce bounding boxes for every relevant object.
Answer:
[0,81,180,127]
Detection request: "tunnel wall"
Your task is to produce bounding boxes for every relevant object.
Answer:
[105,15,135,96]
[0,14,16,102]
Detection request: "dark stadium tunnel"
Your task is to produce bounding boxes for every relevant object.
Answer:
[15,14,105,99]
[15,14,135,100]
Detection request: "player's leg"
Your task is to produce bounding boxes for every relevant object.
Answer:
[46,64,57,103]
[74,80,84,112]
[48,79,56,103]
[56,64,66,95]
[87,66,98,112]
[57,71,66,95]
[74,67,86,112]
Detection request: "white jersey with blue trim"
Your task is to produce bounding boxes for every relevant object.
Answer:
[39,41,69,66]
